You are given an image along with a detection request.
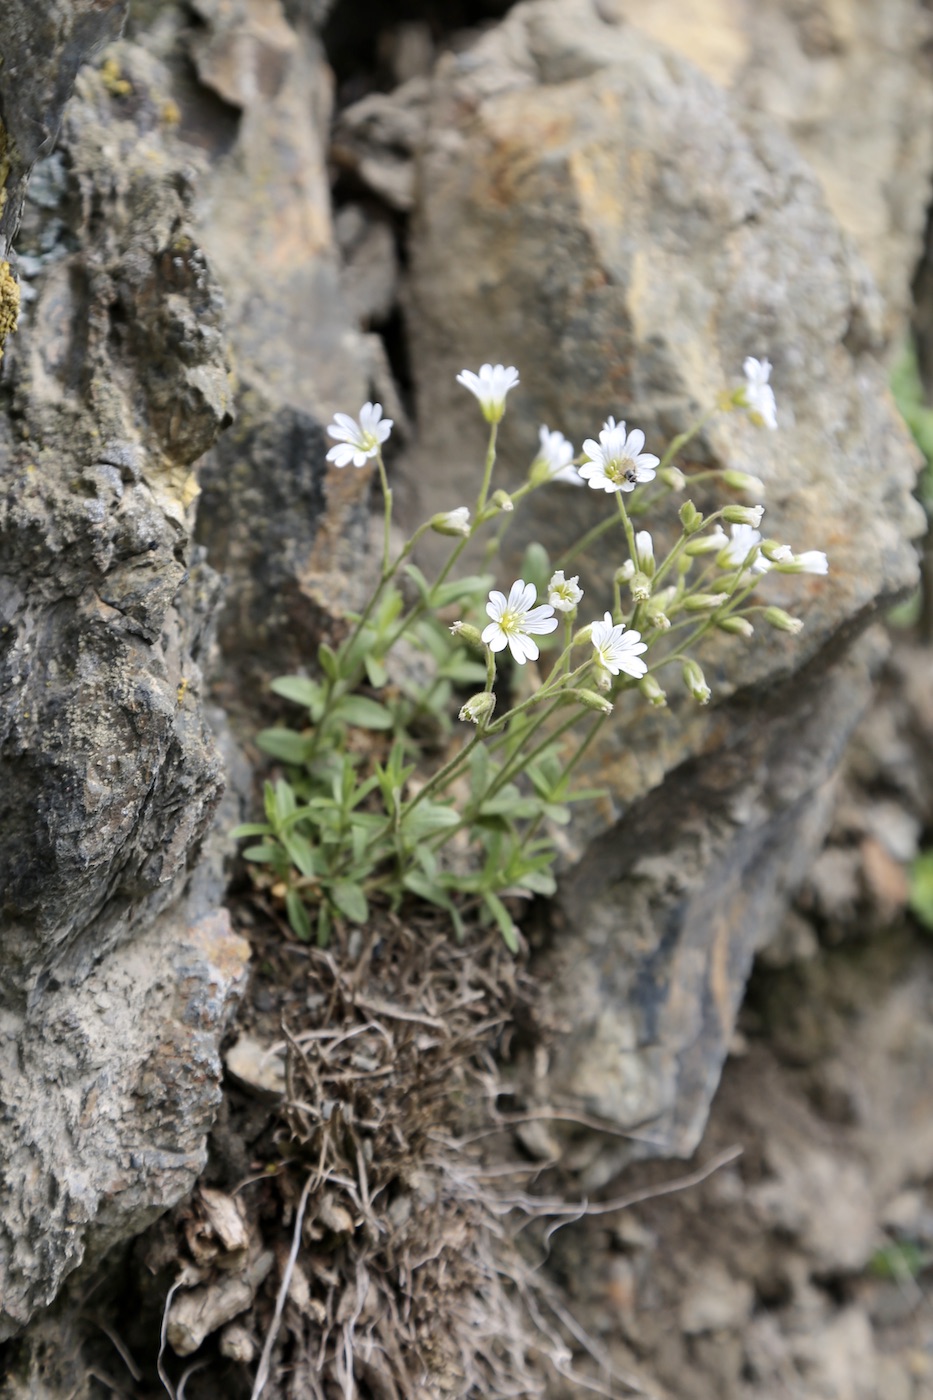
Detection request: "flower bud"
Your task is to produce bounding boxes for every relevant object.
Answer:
[763,606,804,634]
[685,527,728,556]
[723,504,764,528]
[659,465,686,492]
[771,550,829,576]
[614,560,635,585]
[458,691,497,725]
[682,659,711,704]
[449,621,485,651]
[683,592,730,611]
[717,615,754,638]
[431,507,471,537]
[634,530,655,576]
[638,674,667,707]
[722,469,765,499]
[760,539,793,563]
[491,489,514,514]
[572,623,594,646]
[629,570,652,603]
[569,687,614,714]
[594,664,613,692]
[679,500,704,534]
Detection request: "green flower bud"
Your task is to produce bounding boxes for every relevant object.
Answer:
[686,529,729,556]
[572,623,594,646]
[717,615,754,638]
[683,592,730,612]
[491,489,514,513]
[629,570,652,603]
[431,507,471,537]
[569,687,614,714]
[722,504,764,527]
[638,674,667,707]
[659,465,686,492]
[614,561,635,586]
[682,659,711,704]
[459,691,497,725]
[679,500,704,534]
[449,621,485,651]
[763,606,804,634]
[722,469,765,499]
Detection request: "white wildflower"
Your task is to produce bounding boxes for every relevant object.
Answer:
[431,507,471,537]
[740,357,777,431]
[548,570,583,613]
[589,611,648,679]
[482,579,558,664]
[578,419,659,494]
[634,530,655,575]
[532,426,582,484]
[719,523,771,574]
[456,363,520,423]
[777,549,829,576]
[325,402,392,467]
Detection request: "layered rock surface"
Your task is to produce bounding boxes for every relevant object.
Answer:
[0,15,247,1334]
[401,0,925,1159]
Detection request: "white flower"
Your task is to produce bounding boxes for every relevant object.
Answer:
[634,530,655,575]
[532,426,582,484]
[431,506,471,537]
[548,570,583,612]
[590,611,648,679]
[482,579,558,664]
[578,419,659,494]
[719,524,770,574]
[786,549,829,576]
[686,525,729,557]
[325,402,392,467]
[456,363,520,423]
[740,357,777,431]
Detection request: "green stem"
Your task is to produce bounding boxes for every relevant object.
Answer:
[376,450,392,577]
[477,421,499,513]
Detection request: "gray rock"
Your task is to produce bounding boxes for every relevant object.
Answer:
[0,25,245,1333]
[401,0,923,1158]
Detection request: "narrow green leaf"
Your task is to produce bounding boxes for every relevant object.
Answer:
[364,655,388,689]
[257,728,313,765]
[318,642,339,681]
[432,574,495,609]
[483,891,519,953]
[333,695,395,730]
[243,843,282,863]
[403,871,464,940]
[331,880,369,924]
[403,563,432,602]
[230,822,274,839]
[282,831,318,878]
[909,853,933,931]
[270,676,324,712]
[402,801,461,838]
[285,888,312,942]
[317,903,332,948]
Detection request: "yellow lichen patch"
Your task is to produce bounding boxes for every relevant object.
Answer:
[147,458,202,527]
[0,261,20,362]
[101,56,132,98]
[161,99,181,126]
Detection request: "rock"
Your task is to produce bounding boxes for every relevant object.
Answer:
[0,909,250,1339]
[750,1140,877,1273]
[603,0,933,346]
[0,1,130,254]
[402,0,922,1159]
[679,1260,754,1335]
[790,1308,877,1400]
[0,18,248,1338]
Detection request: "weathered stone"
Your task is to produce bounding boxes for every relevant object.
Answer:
[401,0,923,1157]
[0,1,129,255]
[0,27,245,1334]
[0,909,250,1339]
[603,0,933,346]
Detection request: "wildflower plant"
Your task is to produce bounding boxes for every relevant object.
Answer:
[235,359,829,949]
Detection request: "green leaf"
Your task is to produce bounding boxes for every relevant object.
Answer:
[333,695,395,730]
[909,852,933,931]
[285,888,312,942]
[243,843,283,863]
[317,903,332,948]
[483,891,519,953]
[330,880,369,924]
[270,676,324,714]
[403,563,432,602]
[440,657,488,685]
[518,542,551,597]
[402,801,461,838]
[257,728,313,765]
[318,642,339,681]
[403,871,464,940]
[364,655,388,689]
[513,867,557,896]
[432,574,495,609]
[478,786,541,819]
[282,831,318,878]
[230,822,273,839]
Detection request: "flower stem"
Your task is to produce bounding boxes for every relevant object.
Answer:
[476,421,499,514]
